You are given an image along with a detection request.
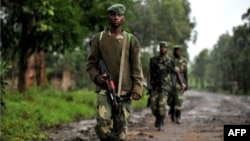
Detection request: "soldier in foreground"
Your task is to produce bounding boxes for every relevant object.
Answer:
[86,3,143,141]
[168,45,188,124]
[147,41,185,131]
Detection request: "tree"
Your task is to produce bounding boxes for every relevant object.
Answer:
[1,0,195,92]
[128,0,195,58]
[1,0,84,92]
[191,8,250,94]
[191,49,209,89]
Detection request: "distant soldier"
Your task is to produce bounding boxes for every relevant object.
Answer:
[147,41,185,131]
[168,45,188,124]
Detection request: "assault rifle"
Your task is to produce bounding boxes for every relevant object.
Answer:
[98,59,119,112]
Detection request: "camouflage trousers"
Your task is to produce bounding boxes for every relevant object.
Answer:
[149,90,168,116]
[168,85,184,110]
[95,90,132,140]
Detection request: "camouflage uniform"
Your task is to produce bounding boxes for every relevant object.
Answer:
[168,45,188,124]
[95,90,132,140]
[86,4,143,140]
[149,54,178,129]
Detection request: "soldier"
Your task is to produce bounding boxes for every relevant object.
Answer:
[168,45,188,124]
[86,3,144,141]
[147,41,185,131]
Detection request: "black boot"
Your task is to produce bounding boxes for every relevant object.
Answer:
[155,116,161,128]
[171,113,176,122]
[169,108,176,122]
[175,110,181,124]
[168,105,176,123]
[158,116,165,131]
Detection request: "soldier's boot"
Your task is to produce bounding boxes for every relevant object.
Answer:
[158,116,165,131]
[171,113,176,123]
[175,110,181,124]
[154,116,161,128]
[169,108,176,122]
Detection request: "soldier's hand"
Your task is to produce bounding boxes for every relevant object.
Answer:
[181,83,186,93]
[130,92,141,100]
[94,74,106,84]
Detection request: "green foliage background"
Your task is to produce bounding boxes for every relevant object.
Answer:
[1,0,195,92]
[190,8,250,94]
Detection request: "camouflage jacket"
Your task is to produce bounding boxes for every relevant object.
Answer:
[172,56,188,88]
[149,55,179,92]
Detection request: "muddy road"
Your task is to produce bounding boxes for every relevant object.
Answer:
[45,90,250,141]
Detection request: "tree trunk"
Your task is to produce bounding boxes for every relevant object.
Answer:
[35,50,48,87]
[61,67,71,92]
[18,49,29,93]
[18,16,35,93]
[26,53,36,88]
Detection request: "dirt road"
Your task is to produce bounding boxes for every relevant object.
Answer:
[45,90,250,141]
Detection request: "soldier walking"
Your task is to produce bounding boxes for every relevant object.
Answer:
[86,3,143,141]
[168,45,188,124]
[147,42,185,131]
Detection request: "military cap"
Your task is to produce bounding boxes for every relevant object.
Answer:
[107,4,126,14]
[173,45,182,49]
[159,41,169,47]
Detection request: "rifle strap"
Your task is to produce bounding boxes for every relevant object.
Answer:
[117,32,127,97]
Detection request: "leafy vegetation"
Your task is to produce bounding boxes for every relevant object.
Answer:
[129,0,195,49]
[0,52,11,109]
[190,8,250,94]
[1,0,195,92]
[0,87,149,141]
[0,0,135,92]
[0,88,95,141]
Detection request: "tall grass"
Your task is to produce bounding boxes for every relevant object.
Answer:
[0,87,148,141]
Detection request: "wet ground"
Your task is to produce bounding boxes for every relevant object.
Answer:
[44,90,250,141]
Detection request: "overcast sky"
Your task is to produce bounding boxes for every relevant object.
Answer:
[187,0,250,62]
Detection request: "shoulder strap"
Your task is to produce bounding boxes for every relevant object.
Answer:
[117,32,127,97]
[128,33,131,43]
[99,31,105,41]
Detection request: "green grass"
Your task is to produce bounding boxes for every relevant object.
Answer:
[0,87,148,141]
